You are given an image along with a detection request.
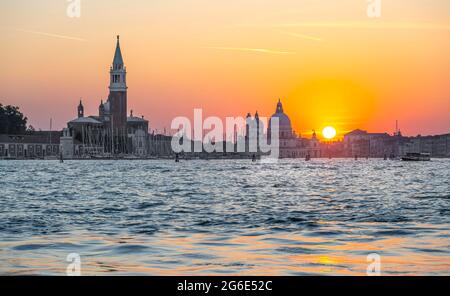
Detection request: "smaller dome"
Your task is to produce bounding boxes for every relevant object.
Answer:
[69,117,102,125]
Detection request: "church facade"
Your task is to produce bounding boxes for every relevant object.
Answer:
[246,99,322,159]
[61,36,149,158]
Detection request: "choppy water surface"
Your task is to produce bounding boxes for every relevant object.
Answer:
[0,159,449,275]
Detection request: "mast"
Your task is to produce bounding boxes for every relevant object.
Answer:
[81,124,85,156]
[111,116,114,155]
[49,118,52,154]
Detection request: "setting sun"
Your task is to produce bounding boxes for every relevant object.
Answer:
[322,126,337,140]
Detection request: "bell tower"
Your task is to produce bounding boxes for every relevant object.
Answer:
[77,99,84,118]
[107,35,128,153]
[109,35,127,92]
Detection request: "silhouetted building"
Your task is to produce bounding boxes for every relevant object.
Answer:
[62,36,149,158]
[0,131,61,159]
[343,129,399,158]
[399,134,450,157]
[247,99,323,158]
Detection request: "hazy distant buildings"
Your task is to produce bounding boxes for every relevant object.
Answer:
[340,130,450,158]
[343,129,401,158]
[399,134,450,158]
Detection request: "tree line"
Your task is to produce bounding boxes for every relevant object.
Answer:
[0,103,32,134]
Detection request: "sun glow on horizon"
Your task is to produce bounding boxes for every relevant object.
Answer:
[1,1,450,134]
[322,126,337,140]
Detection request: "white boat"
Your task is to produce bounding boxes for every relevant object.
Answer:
[402,153,431,161]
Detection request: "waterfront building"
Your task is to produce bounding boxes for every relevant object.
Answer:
[62,36,149,157]
[127,110,150,156]
[307,130,322,158]
[148,134,174,157]
[246,99,323,159]
[342,129,450,158]
[267,99,299,158]
[0,132,61,159]
[343,129,400,158]
[399,134,450,158]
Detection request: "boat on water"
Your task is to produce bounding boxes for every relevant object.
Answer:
[1,157,17,160]
[44,156,58,160]
[401,152,431,161]
[91,155,111,159]
[123,155,140,160]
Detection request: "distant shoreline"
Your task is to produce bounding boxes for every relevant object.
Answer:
[1,156,449,161]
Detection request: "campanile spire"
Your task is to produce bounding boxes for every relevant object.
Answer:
[113,35,124,69]
[109,35,127,92]
[107,35,128,153]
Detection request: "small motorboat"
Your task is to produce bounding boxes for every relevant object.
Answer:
[401,153,431,161]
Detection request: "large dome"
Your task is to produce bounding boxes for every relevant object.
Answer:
[269,99,292,128]
[270,112,291,127]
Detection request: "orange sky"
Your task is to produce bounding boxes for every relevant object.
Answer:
[1,0,449,137]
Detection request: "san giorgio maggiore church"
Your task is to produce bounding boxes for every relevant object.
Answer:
[61,36,154,158]
[59,36,322,159]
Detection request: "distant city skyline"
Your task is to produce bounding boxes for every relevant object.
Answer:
[1,0,450,137]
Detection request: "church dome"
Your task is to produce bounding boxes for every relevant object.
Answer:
[271,112,291,127]
[269,99,292,128]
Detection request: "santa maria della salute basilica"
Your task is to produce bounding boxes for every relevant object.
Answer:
[59,36,323,159]
[247,99,322,159]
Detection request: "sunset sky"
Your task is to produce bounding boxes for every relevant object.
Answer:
[1,0,449,137]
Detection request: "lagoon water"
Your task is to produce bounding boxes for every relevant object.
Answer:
[0,159,449,275]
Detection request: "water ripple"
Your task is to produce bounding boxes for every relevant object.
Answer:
[0,159,449,275]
